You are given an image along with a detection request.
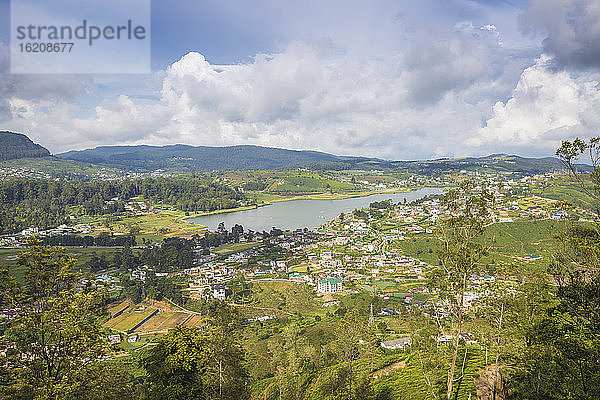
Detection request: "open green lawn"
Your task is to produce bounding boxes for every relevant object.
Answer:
[96,210,207,240]
[214,241,260,254]
[533,183,598,209]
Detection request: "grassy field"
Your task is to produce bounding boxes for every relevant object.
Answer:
[92,209,207,241]
[395,219,568,269]
[214,241,260,254]
[533,181,598,209]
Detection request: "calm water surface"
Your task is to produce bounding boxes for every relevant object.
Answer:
[189,188,443,233]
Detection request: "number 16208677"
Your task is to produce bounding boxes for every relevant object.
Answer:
[19,42,74,52]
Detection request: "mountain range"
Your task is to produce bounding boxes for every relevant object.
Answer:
[0,131,588,174]
[56,144,374,172]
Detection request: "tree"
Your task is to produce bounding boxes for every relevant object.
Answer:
[0,241,108,399]
[332,309,366,400]
[269,323,317,400]
[556,137,600,204]
[143,321,249,400]
[207,302,249,400]
[143,327,211,399]
[431,180,494,399]
[499,137,600,399]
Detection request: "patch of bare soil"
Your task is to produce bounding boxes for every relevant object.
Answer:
[320,292,335,302]
[372,360,406,379]
[474,365,504,400]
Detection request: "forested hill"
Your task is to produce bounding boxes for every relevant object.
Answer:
[57,143,588,174]
[0,131,50,161]
[57,144,375,171]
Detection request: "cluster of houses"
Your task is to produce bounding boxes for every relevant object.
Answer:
[0,223,94,246]
[20,223,93,237]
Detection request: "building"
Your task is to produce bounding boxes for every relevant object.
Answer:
[131,270,147,282]
[317,277,342,293]
[380,337,412,350]
[108,334,122,344]
[211,284,226,301]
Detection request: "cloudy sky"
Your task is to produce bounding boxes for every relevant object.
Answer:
[1,0,600,160]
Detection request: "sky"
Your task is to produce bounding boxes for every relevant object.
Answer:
[1,0,600,160]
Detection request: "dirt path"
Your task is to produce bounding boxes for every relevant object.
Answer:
[372,360,406,379]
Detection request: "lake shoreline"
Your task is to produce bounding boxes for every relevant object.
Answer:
[182,186,444,222]
[186,187,444,233]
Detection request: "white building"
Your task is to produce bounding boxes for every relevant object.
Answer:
[317,277,343,293]
[211,284,226,301]
[131,270,147,282]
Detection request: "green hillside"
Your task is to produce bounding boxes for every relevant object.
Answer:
[57,144,376,172]
[0,131,50,161]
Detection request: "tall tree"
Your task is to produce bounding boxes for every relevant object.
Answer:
[332,309,367,400]
[432,180,494,399]
[0,241,108,399]
[143,304,249,400]
[270,323,317,400]
[500,137,600,399]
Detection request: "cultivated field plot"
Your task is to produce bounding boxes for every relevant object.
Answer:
[103,304,155,332]
[133,310,190,332]
[107,299,132,316]
[182,314,204,327]
[104,299,205,334]
[103,300,157,332]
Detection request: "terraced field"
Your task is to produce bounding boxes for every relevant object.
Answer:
[134,310,190,333]
[103,299,205,334]
[104,304,155,332]
[182,314,205,327]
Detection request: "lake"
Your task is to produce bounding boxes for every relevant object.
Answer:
[189,188,443,233]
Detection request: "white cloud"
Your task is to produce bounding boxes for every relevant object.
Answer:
[472,55,600,154]
[5,21,599,160]
[9,1,596,160]
[2,35,533,158]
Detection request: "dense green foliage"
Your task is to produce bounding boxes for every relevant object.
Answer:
[2,136,600,400]
[42,232,136,247]
[492,137,600,399]
[0,243,109,398]
[82,237,195,274]
[0,177,245,234]
[0,131,50,162]
[57,144,367,172]
[120,272,185,305]
[142,304,249,400]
